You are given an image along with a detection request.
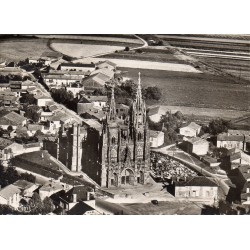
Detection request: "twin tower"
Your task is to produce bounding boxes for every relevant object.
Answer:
[58,73,151,188]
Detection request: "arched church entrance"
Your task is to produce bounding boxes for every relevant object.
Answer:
[121,169,134,185]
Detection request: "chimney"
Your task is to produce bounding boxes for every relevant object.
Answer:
[73,194,77,203]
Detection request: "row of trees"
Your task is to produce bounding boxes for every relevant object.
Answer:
[107,79,162,101]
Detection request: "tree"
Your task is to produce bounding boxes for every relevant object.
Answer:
[7,125,13,132]
[20,172,36,183]
[20,93,36,105]
[24,105,40,122]
[43,197,54,214]
[124,46,130,51]
[144,86,162,100]
[29,193,44,214]
[4,167,19,185]
[208,119,231,135]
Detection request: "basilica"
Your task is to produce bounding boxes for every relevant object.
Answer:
[45,73,151,188]
[98,73,151,187]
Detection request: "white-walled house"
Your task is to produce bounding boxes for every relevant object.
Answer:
[172,177,218,201]
[149,130,164,148]
[148,106,167,123]
[179,122,201,137]
[185,137,209,156]
[34,95,52,107]
[0,184,21,209]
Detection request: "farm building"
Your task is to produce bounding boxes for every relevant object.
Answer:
[149,130,164,148]
[179,122,201,137]
[185,137,209,156]
[77,95,107,114]
[96,60,117,71]
[82,72,112,92]
[60,63,95,72]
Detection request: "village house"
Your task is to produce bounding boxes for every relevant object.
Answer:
[0,92,17,107]
[40,111,53,122]
[0,111,27,130]
[77,95,107,114]
[67,201,99,215]
[217,130,250,152]
[96,60,117,71]
[42,73,83,89]
[60,63,95,72]
[179,122,201,137]
[28,57,41,64]
[65,85,84,98]
[149,130,164,148]
[82,72,112,93]
[168,176,218,201]
[148,105,167,123]
[12,180,38,198]
[185,137,209,156]
[0,83,10,92]
[81,109,106,122]
[34,95,52,107]
[50,185,95,214]
[39,181,70,200]
[90,67,115,79]
[48,69,87,78]
[27,124,44,137]
[0,184,21,209]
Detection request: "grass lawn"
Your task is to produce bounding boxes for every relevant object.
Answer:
[120,67,250,112]
[0,38,54,62]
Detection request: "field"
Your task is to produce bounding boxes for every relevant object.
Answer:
[37,34,143,45]
[158,35,250,83]
[120,67,250,113]
[75,57,200,72]
[98,47,188,63]
[51,42,124,58]
[0,38,53,62]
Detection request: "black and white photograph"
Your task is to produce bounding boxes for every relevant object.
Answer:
[1,33,249,215]
[0,1,249,249]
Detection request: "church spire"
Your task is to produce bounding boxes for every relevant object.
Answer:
[109,84,116,120]
[135,72,143,110]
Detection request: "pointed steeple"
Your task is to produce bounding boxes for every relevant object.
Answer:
[135,72,143,111]
[109,84,116,120]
